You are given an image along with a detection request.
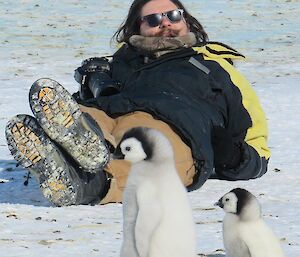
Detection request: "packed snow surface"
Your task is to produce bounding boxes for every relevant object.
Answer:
[0,1,299,256]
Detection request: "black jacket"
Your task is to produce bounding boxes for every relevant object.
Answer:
[75,43,269,191]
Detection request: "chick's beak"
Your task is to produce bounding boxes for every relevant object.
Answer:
[113,145,125,160]
[214,198,224,208]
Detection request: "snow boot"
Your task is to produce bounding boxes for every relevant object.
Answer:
[5,114,109,206]
[29,78,109,172]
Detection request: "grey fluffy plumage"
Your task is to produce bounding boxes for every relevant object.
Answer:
[115,127,197,257]
[216,188,285,257]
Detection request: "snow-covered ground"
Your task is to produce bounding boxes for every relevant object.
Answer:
[0,0,299,256]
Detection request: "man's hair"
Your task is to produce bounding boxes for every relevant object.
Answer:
[112,0,208,43]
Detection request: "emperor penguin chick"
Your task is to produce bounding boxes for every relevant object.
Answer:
[114,127,197,257]
[216,188,285,257]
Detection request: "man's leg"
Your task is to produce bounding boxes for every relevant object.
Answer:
[98,111,196,204]
[58,108,196,204]
[5,115,109,206]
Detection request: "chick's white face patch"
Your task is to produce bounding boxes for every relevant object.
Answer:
[222,192,238,214]
[120,137,147,163]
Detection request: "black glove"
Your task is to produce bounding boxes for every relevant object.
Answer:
[74,57,121,100]
[211,126,242,169]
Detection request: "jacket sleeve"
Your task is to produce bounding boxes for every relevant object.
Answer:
[214,143,269,180]
[73,91,136,117]
[211,58,270,180]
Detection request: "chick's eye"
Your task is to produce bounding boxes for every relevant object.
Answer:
[125,146,131,151]
[225,198,229,202]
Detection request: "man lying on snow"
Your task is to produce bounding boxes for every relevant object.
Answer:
[6,0,270,206]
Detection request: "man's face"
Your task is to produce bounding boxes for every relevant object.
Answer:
[139,0,190,37]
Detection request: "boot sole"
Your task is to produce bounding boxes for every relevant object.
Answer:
[5,115,78,206]
[29,78,109,172]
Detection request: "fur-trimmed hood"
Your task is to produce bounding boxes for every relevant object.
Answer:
[129,32,197,58]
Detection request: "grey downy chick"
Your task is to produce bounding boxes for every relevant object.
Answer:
[114,127,197,257]
[215,188,285,257]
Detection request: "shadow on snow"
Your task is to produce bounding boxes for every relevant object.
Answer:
[0,159,51,206]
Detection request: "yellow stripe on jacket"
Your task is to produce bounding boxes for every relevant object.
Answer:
[193,43,271,159]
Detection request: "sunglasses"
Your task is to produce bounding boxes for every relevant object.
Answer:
[140,9,184,28]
